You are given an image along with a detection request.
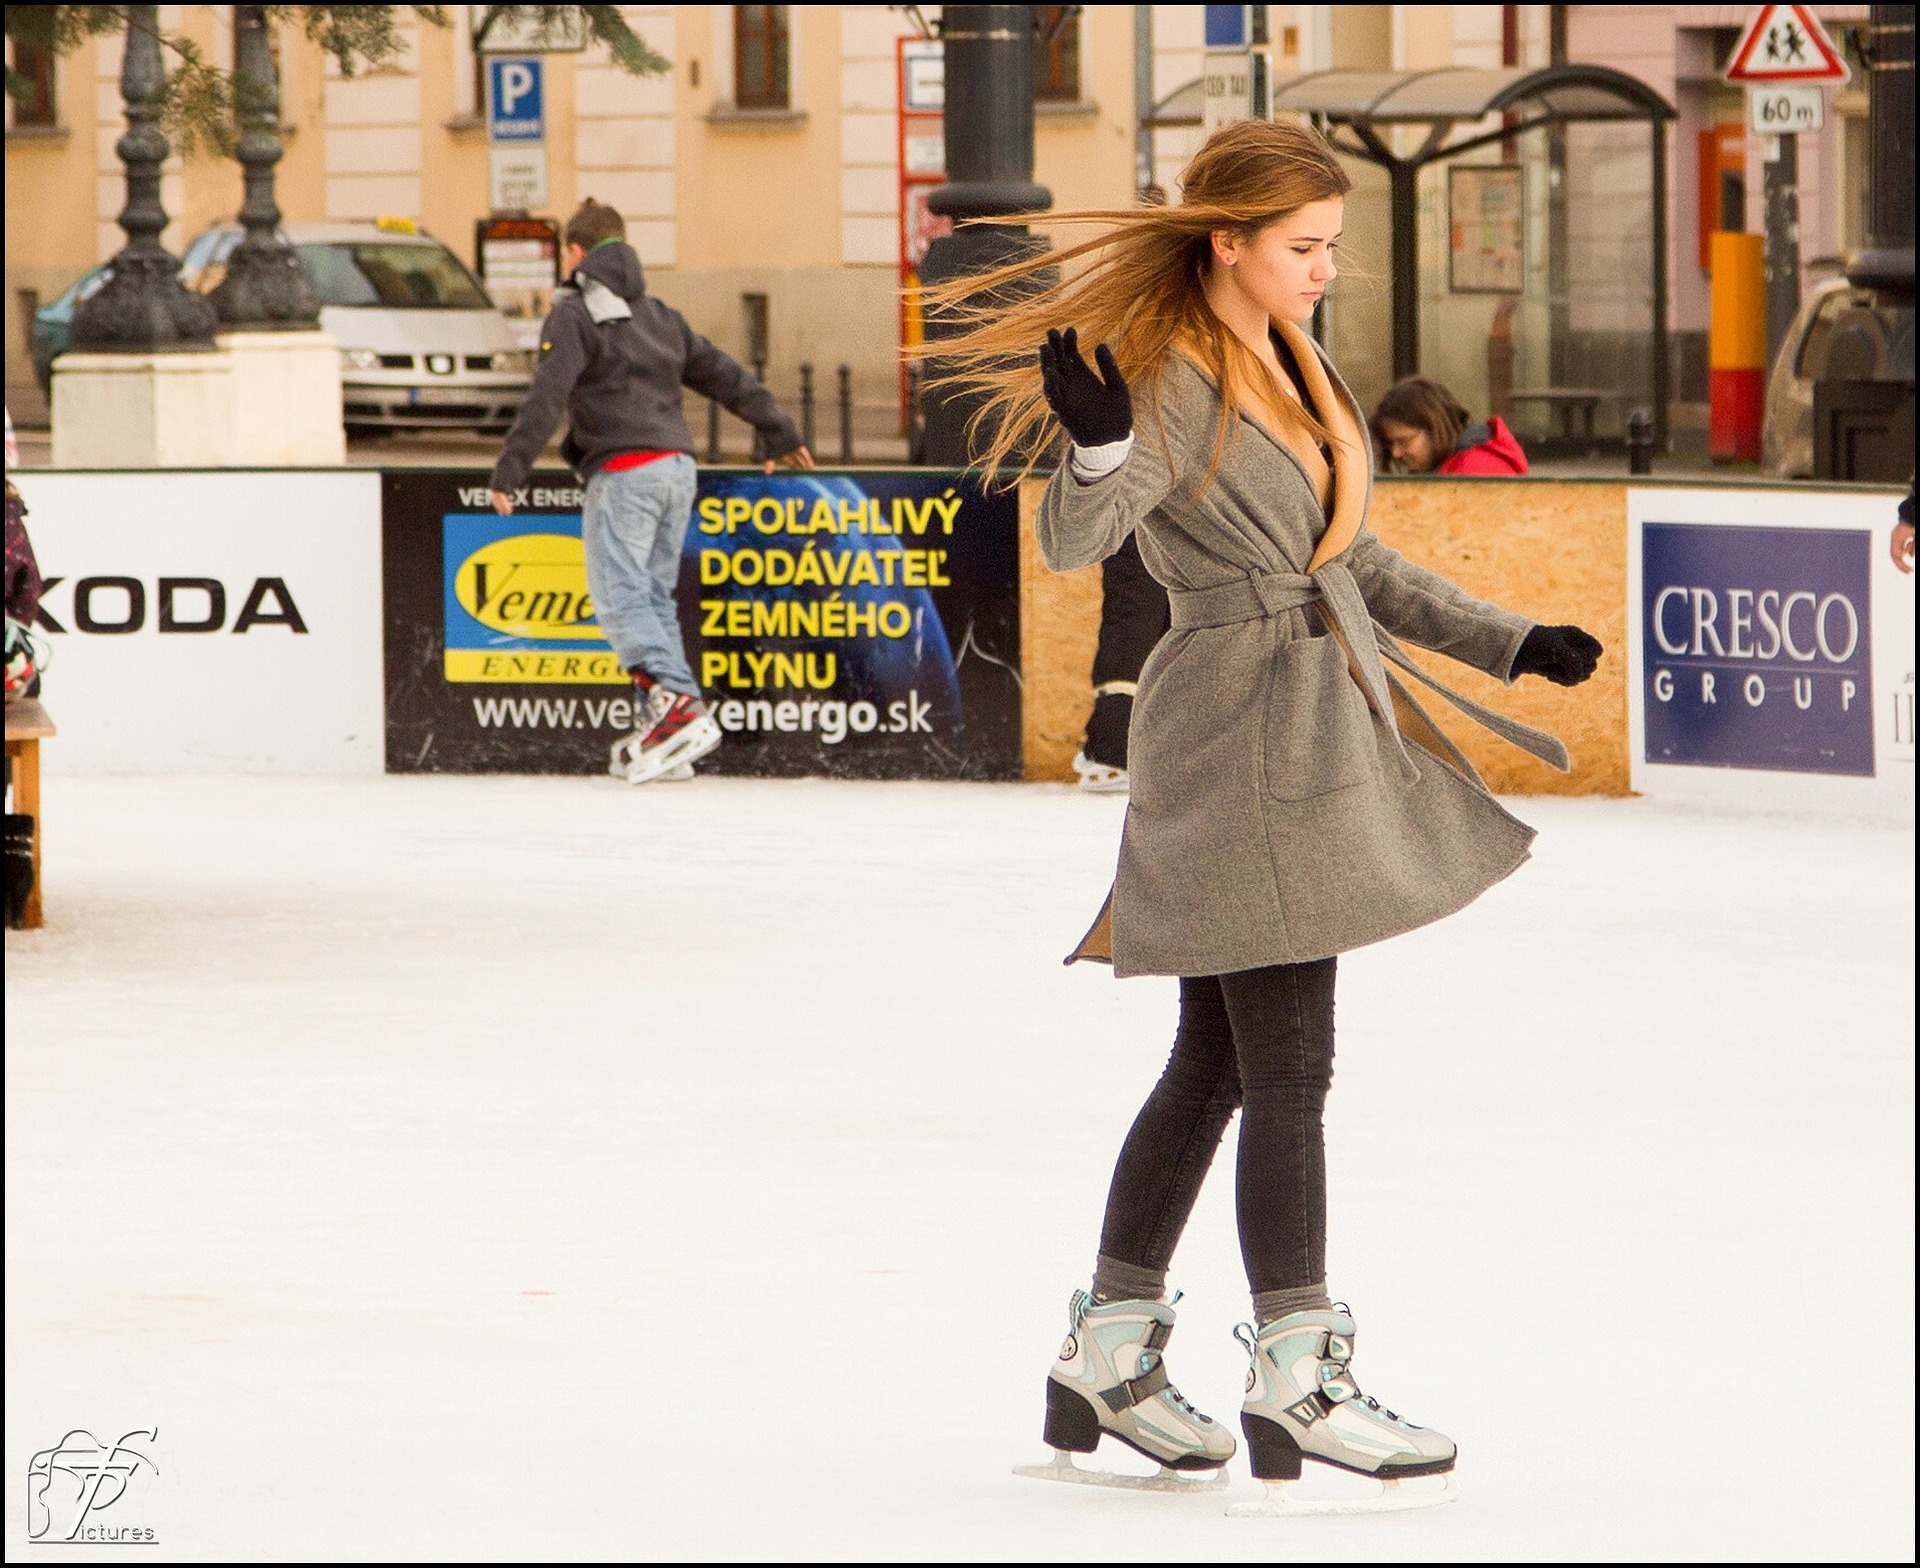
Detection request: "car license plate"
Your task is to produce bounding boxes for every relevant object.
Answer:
[408,385,471,406]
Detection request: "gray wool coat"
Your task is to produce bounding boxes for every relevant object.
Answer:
[1038,324,1568,978]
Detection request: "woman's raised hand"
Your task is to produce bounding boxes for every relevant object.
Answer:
[1039,327,1133,448]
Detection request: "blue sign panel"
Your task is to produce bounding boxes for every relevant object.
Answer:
[487,58,544,141]
[1642,522,1873,775]
[1205,6,1248,47]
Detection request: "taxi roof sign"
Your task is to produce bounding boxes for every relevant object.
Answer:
[374,215,418,234]
[1724,5,1850,85]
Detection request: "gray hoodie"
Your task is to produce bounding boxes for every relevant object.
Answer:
[490,240,800,492]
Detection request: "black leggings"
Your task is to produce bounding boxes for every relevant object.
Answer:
[1083,533,1171,769]
[1097,960,1337,1293]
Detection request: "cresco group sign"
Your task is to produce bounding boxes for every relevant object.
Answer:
[1641,522,1872,775]
[1628,486,1913,812]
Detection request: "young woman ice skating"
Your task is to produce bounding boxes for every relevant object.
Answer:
[925,119,1602,1515]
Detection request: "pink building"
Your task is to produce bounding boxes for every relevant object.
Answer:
[1570,4,1871,439]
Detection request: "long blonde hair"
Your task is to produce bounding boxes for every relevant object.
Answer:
[914,118,1353,487]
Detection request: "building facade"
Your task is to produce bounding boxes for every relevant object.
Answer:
[5,5,1877,451]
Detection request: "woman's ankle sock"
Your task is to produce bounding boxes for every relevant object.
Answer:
[1252,1282,1333,1324]
[1090,1254,1168,1304]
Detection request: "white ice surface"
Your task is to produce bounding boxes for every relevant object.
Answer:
[6,777,1914,1562]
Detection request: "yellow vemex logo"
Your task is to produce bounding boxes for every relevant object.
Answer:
[454,533,600,639]
[445,531,627,684]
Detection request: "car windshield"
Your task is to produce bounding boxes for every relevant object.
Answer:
[295,241,491,309]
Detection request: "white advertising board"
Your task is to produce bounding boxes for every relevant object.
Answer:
[17,471,384,774]
[1627,485,1913,822]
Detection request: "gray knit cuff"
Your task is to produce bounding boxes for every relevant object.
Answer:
[1091,1254,1168,1304]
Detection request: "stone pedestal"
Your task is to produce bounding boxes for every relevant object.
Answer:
[50,333,346,469]
[52,351,235,468]
[218,330,344,465]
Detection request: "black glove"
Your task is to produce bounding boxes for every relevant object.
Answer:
[1039,327,1132,448]
[1512,624,1603,686]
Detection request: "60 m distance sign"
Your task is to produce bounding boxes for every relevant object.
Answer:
[1747,83,1824,134]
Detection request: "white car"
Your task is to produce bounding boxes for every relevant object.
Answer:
[1762,270,1912,480]
[182,219,535,435]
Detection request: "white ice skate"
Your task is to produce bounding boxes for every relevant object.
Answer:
[1228,1306,1458,1518]
[1071,750,1129,794]
[609,688,720,785]
[607,740,692,782]
[1014,1291,1233,1492]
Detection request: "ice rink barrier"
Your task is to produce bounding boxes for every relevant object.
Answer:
[1024,474,1911,818]
[15,466,1910,813]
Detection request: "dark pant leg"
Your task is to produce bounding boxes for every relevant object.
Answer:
[1217,959,1338,1293]
[1083,532,1172,769]
[1096,976,1244,1274]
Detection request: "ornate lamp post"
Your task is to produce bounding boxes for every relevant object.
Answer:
[918,4,1053,465]
[70,4,217,353]
[210,4,320,329]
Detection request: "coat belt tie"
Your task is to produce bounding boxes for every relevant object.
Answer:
[1165,564,1569,777]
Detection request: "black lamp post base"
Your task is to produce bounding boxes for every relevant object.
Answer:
[210,243,323,330]
[70,258,218,353]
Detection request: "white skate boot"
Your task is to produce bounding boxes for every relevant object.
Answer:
[1071,750,1128,794]
[609,684,717,784]
[1015,1291,1234,1491]
[1229,1306,1458,1517]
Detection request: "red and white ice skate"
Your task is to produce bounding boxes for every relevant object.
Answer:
[610,687,721,785]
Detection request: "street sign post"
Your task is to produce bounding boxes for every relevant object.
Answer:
[1747,82,1826,134]
[1725,6,1850,377]
[1724,5,1850,85]
[488,147,548,212]
[486,57,547,214]
[1201,4,1273,132]
[487,58,544,139]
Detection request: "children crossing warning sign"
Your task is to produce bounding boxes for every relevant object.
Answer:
[1724,5,1850,84]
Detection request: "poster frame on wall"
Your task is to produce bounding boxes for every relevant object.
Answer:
[1448,163,1525,295]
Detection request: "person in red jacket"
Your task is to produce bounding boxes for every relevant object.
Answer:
[1371,376,1528,476]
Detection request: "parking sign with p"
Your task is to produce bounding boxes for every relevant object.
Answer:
[487,58,544,141]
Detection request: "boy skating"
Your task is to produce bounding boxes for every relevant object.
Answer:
[489,198,813,783]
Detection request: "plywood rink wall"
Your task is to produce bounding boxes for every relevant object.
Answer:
[1019,477,1631,795]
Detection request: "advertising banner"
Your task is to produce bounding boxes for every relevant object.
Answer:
[15,471,385,774]
[382,469,1022,778]
[1628,485,1913,817]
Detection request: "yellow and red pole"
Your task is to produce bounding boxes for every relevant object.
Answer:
[1708,231,1766,463]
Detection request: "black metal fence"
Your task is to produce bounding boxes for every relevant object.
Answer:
[704,364,914,465]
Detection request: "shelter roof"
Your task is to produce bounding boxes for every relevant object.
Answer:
[1270,65,1674,126]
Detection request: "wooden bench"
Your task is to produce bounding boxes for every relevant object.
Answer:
[6,697,55,929]
[1505,387,1608,445]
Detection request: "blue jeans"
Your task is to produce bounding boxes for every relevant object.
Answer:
[583,454,699,694]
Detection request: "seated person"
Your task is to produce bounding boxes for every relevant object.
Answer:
[1371,377,1528,476]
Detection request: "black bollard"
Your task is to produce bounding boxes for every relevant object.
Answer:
[838,365,854,463]
[906,361,925,463]
[1626,407,1655,475]
[800,362,816,452]
[751,358,768,464]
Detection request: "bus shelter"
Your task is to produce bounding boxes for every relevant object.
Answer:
[1271,66,1676,449]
